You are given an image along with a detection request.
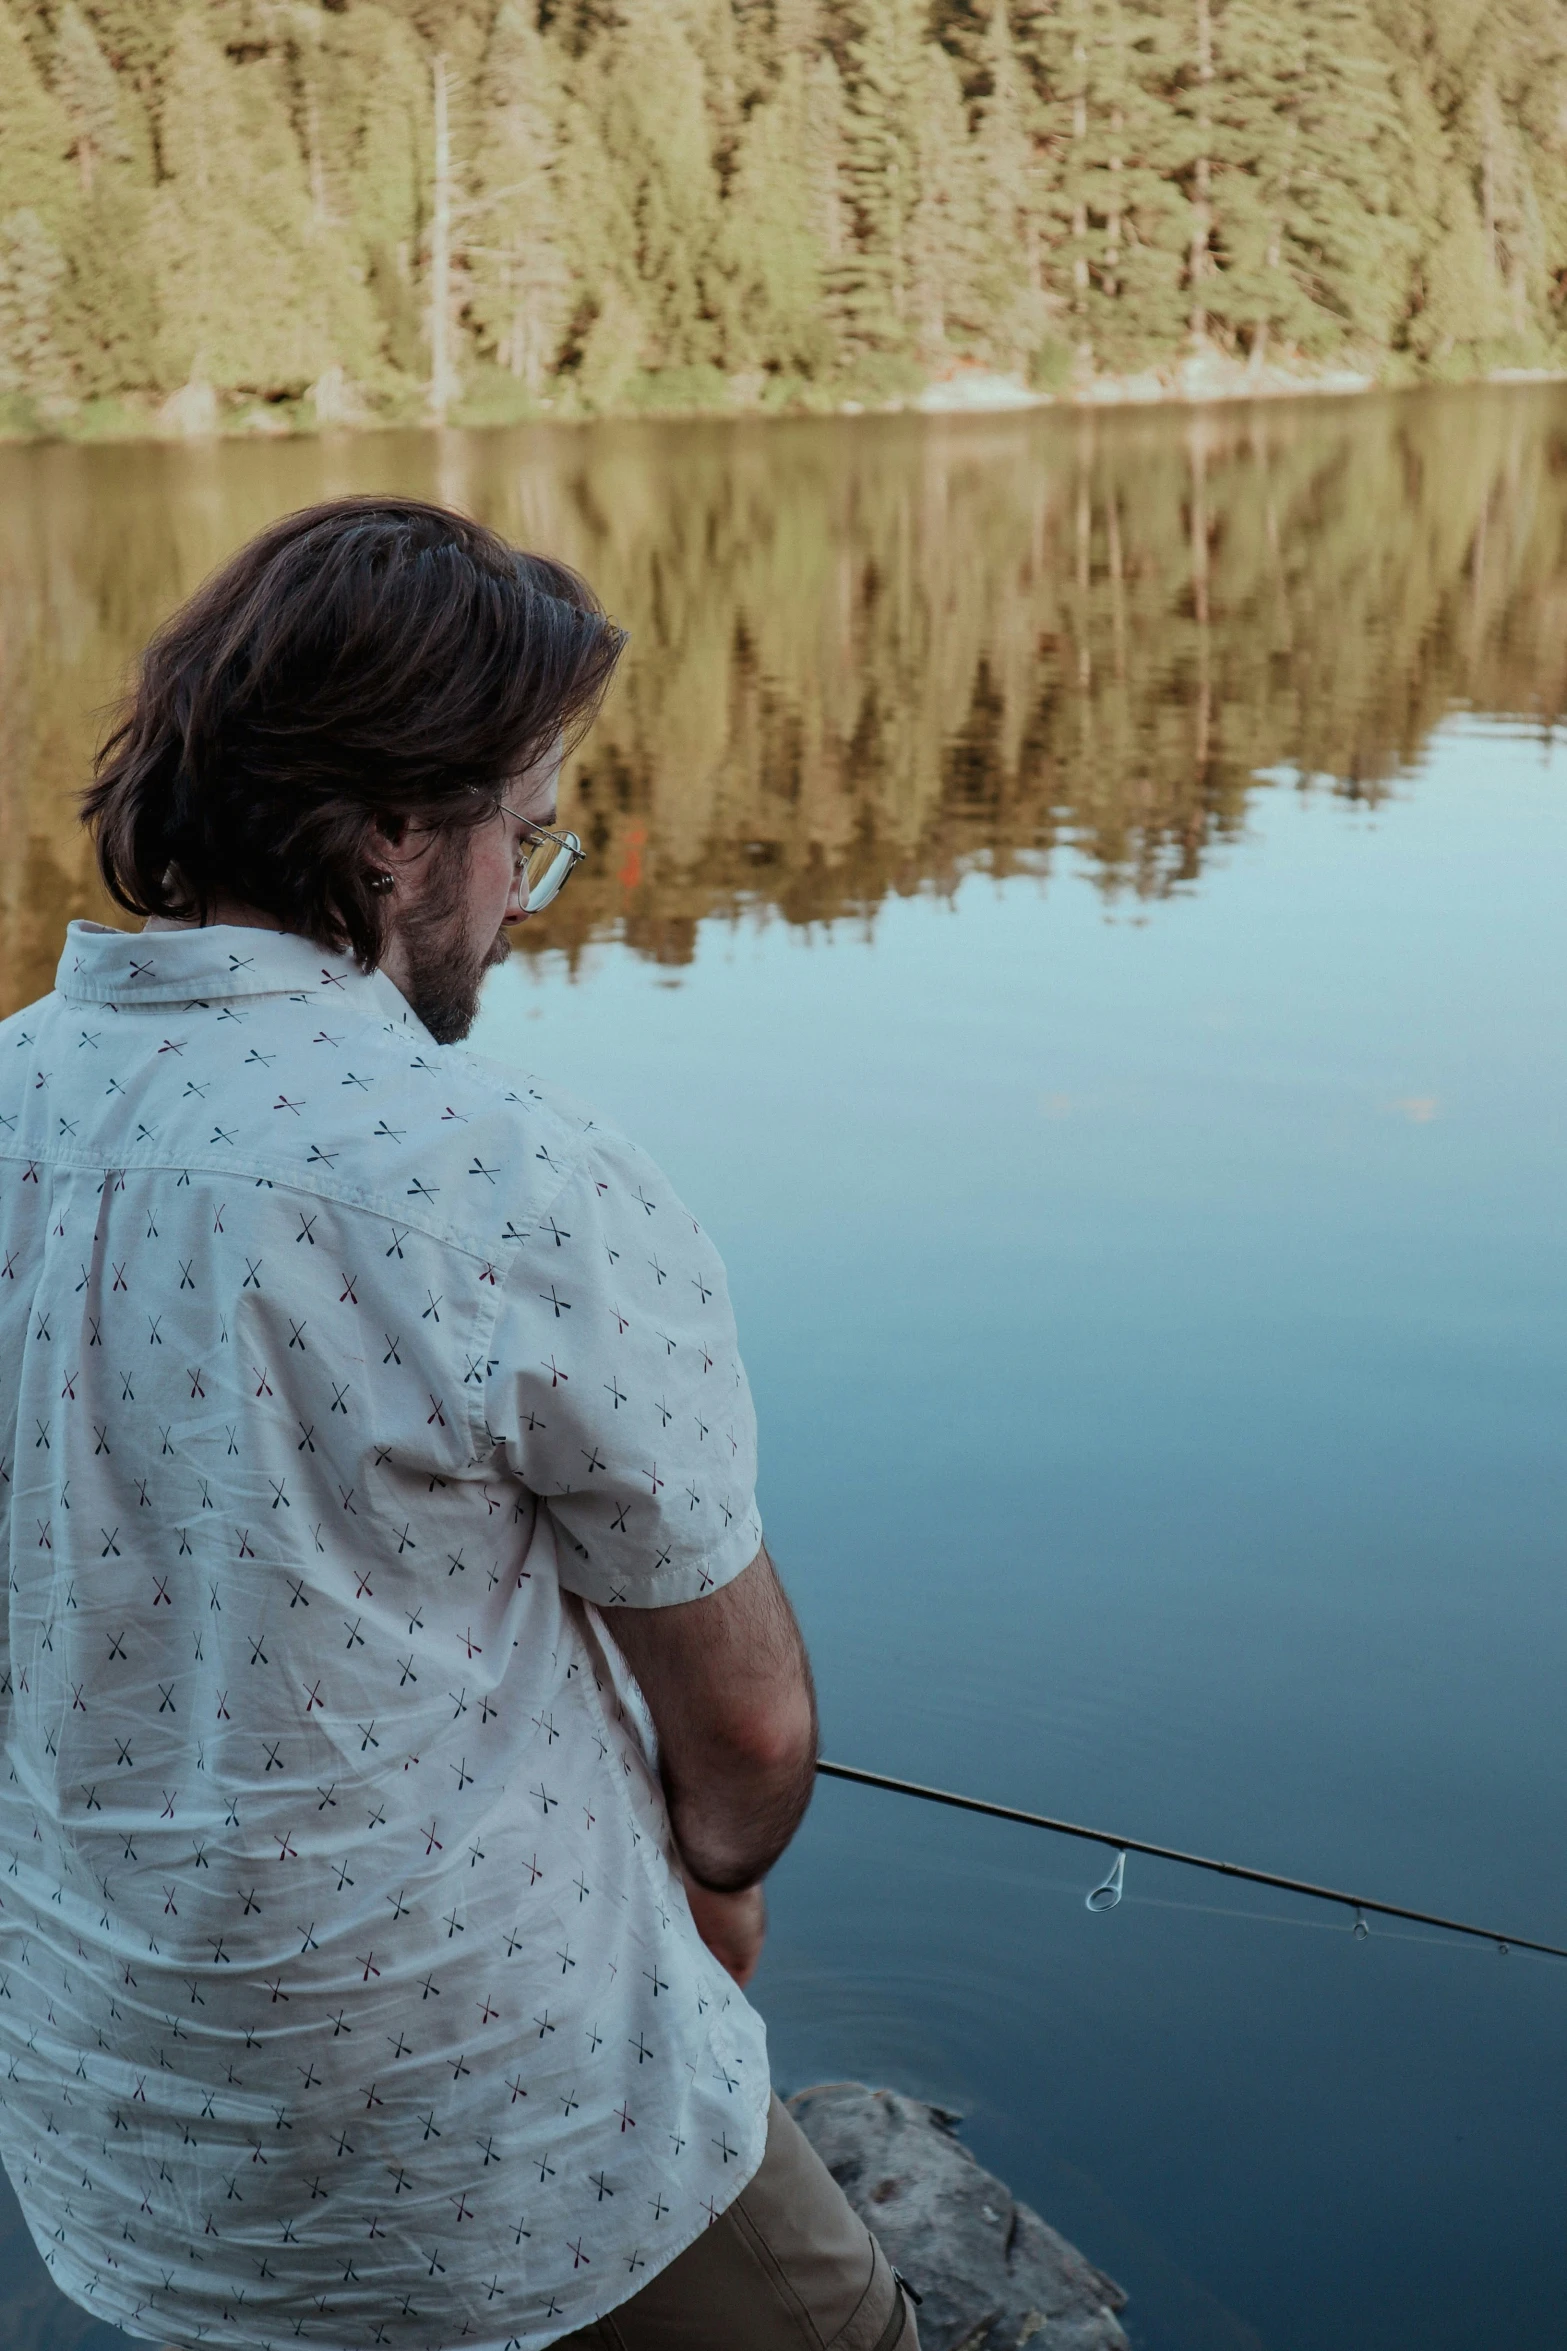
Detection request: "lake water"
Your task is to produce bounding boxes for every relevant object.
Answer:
[0,388,1563,2351]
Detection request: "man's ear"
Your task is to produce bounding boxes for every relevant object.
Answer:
[369,813,427,880]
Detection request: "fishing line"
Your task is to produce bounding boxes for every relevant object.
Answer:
[1120,1889,1499,1952]
[815,1759,1567,1962]
[1094,1887,1506,1957]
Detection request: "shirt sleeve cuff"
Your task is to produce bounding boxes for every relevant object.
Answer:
[551,1500,764,1609]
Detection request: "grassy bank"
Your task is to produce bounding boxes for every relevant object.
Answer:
[7,348,1564,450]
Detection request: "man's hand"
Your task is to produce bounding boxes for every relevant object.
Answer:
[683,1873,767,1988]
[604,1544,817,1895]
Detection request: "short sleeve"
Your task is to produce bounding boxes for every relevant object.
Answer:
[481,1131,763,1607]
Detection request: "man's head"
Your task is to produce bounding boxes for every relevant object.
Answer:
[84,497,625,1041]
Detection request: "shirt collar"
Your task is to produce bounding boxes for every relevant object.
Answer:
[55,920,429,1034]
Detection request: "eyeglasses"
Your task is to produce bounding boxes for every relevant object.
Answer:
[495,800,586,915]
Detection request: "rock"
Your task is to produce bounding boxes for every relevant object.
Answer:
[157,379,219,439]
[915,372,1044,413]
[233,403,293,437]
[788,2083,1130,2351]
[309,362,368,427]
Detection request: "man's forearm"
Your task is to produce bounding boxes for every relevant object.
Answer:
[605,1545,819,1891]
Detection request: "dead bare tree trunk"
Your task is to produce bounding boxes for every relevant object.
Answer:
[428,53,457,424]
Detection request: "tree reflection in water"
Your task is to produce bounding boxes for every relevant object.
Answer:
[2,385,1565,1011]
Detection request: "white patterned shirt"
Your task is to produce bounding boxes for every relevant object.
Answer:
[0,921,769,2351]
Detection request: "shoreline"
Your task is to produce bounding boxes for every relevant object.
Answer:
[5,358,1567,452]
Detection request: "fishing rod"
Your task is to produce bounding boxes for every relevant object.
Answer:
[815,1759,1567,1962]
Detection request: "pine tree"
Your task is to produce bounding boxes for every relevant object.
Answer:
[720,52,835,376]
[1381,0,1565,365]
[49,2,157,397]
[972,0,1048,367]
[591,0,723,372]
[147,8,377,399]
[1413,198,1513,363]
[53,2,136,197]
[1023,0,1191,367]
[467,0,570,388]
[837,0,929,359]
[1191,0,1409,364]
[1032,0,1096,353]
[909,41,985,362]
[805,48,851,267]
[0,0,78,409]
[345,9,432,379]
[0,207,69,408]
[546,56,643,404]
[1271,1,1412,355]
[0,1,76,222]
[1065,0,1187,365]
[147,11,298,395]
[1448,59,1549,351]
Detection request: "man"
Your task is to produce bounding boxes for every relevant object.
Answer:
[0,500,916,2351]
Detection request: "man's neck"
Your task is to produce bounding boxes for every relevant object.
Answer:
[142,901,289,934]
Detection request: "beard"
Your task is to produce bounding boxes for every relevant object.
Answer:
[394,829,513,1045]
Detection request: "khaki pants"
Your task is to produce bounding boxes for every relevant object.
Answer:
[552,2093,919,2351]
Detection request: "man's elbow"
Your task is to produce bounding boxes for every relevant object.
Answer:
[712,1682,817,1784]
[739,1687,817,1779]
[665,1681,818,1889]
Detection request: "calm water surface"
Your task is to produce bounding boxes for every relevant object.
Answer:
[0,391,1563,2350]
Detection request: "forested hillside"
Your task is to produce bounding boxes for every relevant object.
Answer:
[3,0,1567,434]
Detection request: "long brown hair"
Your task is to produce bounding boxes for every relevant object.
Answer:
[83,496,625,968]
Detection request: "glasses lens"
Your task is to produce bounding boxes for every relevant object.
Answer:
[519,832,581,914]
